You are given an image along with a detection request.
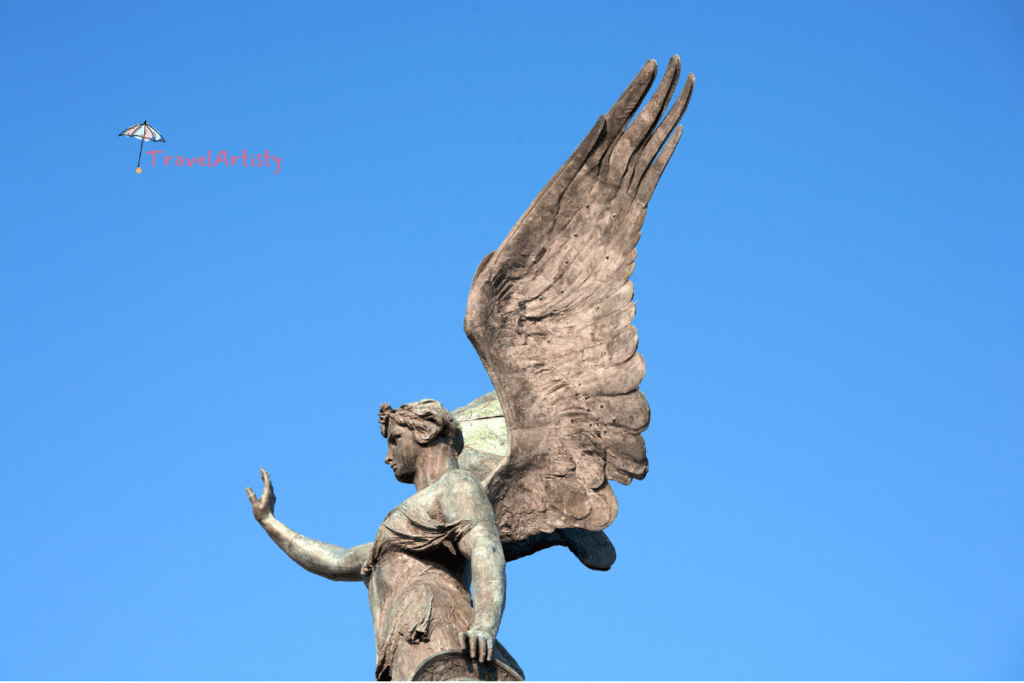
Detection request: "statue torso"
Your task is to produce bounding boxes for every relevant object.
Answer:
[361,472,479,681]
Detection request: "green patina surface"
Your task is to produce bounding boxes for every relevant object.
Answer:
[453,391,508,458]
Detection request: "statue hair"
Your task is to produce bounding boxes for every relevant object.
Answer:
[378,399,464,455]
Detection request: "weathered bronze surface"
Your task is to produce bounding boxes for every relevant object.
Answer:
[411,650,525,681]
[246,56,694,681]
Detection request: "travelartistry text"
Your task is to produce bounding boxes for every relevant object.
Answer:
[145,149,281,173]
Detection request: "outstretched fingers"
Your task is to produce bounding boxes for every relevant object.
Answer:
[247,468,277,522]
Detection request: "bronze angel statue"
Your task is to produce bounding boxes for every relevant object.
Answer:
[246,56,694,681]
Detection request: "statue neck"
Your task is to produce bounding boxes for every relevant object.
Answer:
[414,444,459,491]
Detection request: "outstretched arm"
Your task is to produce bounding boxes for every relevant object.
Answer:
[246,468,369,582]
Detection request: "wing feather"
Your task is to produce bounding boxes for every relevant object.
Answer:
[465,57,694,542]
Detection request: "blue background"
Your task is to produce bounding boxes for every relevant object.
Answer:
[1,1,1022,679]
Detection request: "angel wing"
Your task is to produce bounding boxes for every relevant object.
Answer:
[464,57,694,549]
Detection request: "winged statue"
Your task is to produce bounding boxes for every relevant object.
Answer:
[246,56,694,681]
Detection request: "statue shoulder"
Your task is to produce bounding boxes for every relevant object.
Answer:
[438,468,494,522]
[440,468,488,499]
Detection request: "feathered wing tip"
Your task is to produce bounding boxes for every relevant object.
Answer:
[464,57,694,551]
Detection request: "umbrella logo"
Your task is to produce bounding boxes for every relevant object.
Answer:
[119,121,165,173]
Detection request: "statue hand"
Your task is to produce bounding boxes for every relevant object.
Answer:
[458,629,495,663]
[245,467,276,525]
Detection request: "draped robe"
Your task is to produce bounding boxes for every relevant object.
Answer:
[360,469,522,681]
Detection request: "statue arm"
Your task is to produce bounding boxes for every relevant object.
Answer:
[447,474,506,662]
[246,468,370,582]
[459,524,506,638]
[259,517,371,582]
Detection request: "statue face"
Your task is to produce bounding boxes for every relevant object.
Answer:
[384,423,421,484]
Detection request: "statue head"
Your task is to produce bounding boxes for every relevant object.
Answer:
[378,400,464,484]
[378,399,464,451]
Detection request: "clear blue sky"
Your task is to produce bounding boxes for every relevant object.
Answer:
[1,1,1022,680]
